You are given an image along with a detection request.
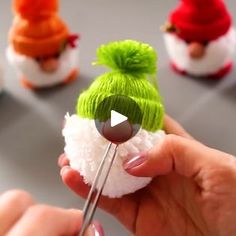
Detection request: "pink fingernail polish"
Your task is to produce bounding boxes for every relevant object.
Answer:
[58,153,66,167]
[123,153,147,170]
[86,221,104,236]
[60,166,70,176]
[92,221,104,236]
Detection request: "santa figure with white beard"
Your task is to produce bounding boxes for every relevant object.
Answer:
[163,0,236,79]
[7,0,79,89]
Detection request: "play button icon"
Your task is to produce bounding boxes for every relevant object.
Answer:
[94,95,142,144]
[111,110,128,127]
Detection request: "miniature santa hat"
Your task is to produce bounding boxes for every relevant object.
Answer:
[9,0,69,58]
[169,0,232,42]
[77,40,165,132]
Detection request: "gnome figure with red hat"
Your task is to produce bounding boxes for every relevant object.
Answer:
[163,0,236,79]
[7,0,79,89]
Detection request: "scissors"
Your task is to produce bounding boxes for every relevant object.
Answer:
[78,142,118,236]
[78,100,140,235]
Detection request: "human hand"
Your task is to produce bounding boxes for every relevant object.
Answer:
[60,115,236,236]
[0,190,103,236]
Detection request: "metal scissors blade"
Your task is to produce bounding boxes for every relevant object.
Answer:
[78,142,118,236]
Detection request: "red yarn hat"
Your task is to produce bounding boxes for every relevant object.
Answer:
[9,0,69,58]
[169,0,232,42]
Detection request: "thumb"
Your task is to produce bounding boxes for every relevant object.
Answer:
[123,134,235,178]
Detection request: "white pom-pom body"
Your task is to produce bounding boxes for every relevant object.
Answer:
[6,46,78,87]
[164,27,236,76]
[63,114,165,198]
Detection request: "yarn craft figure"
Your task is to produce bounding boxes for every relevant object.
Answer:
[162,0,236,79]
[63,40,165,198]
[7,0,79,89]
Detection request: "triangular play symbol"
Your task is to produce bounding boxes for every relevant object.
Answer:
[111,110,128,127]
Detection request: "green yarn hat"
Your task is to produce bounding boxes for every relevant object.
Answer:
[77,40,165,132]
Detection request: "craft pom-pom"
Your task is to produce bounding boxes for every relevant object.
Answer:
[93,40,157,75]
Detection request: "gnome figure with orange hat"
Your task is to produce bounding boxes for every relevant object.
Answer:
[162,0,236,79]
[7,0,79,89]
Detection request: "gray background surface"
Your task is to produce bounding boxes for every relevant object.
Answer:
[0,0,236,235]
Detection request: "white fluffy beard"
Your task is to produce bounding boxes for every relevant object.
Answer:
[63,114,166,198]
[164,27,236,76]
[6,46,78,87]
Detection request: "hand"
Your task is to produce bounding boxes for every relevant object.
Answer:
[60,115,236,236]
[0,190,103,236]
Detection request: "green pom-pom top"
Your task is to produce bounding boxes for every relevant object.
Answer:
[94,40,157,75]
[77,40,165,132]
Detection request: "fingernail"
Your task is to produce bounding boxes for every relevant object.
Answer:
[60,166,70,176]
[123,153,147,170]
[86,221,104,236]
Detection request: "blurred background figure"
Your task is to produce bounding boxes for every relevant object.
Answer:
[6,0,79,89]
[162,0,236,79]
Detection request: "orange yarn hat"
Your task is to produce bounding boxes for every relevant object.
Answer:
[9,0,69,57]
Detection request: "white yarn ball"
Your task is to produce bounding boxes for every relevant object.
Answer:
[63,114,165,198]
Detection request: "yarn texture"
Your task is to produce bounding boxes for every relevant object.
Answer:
[10,0,69,58]
[7,45,78,87]
[170,0,232,42]
[8,0,79,88]
[77,40,164,132]
[63,115,166,198]
[63,40,166,198]
[164,27,236,76]
[164,0,236,78]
